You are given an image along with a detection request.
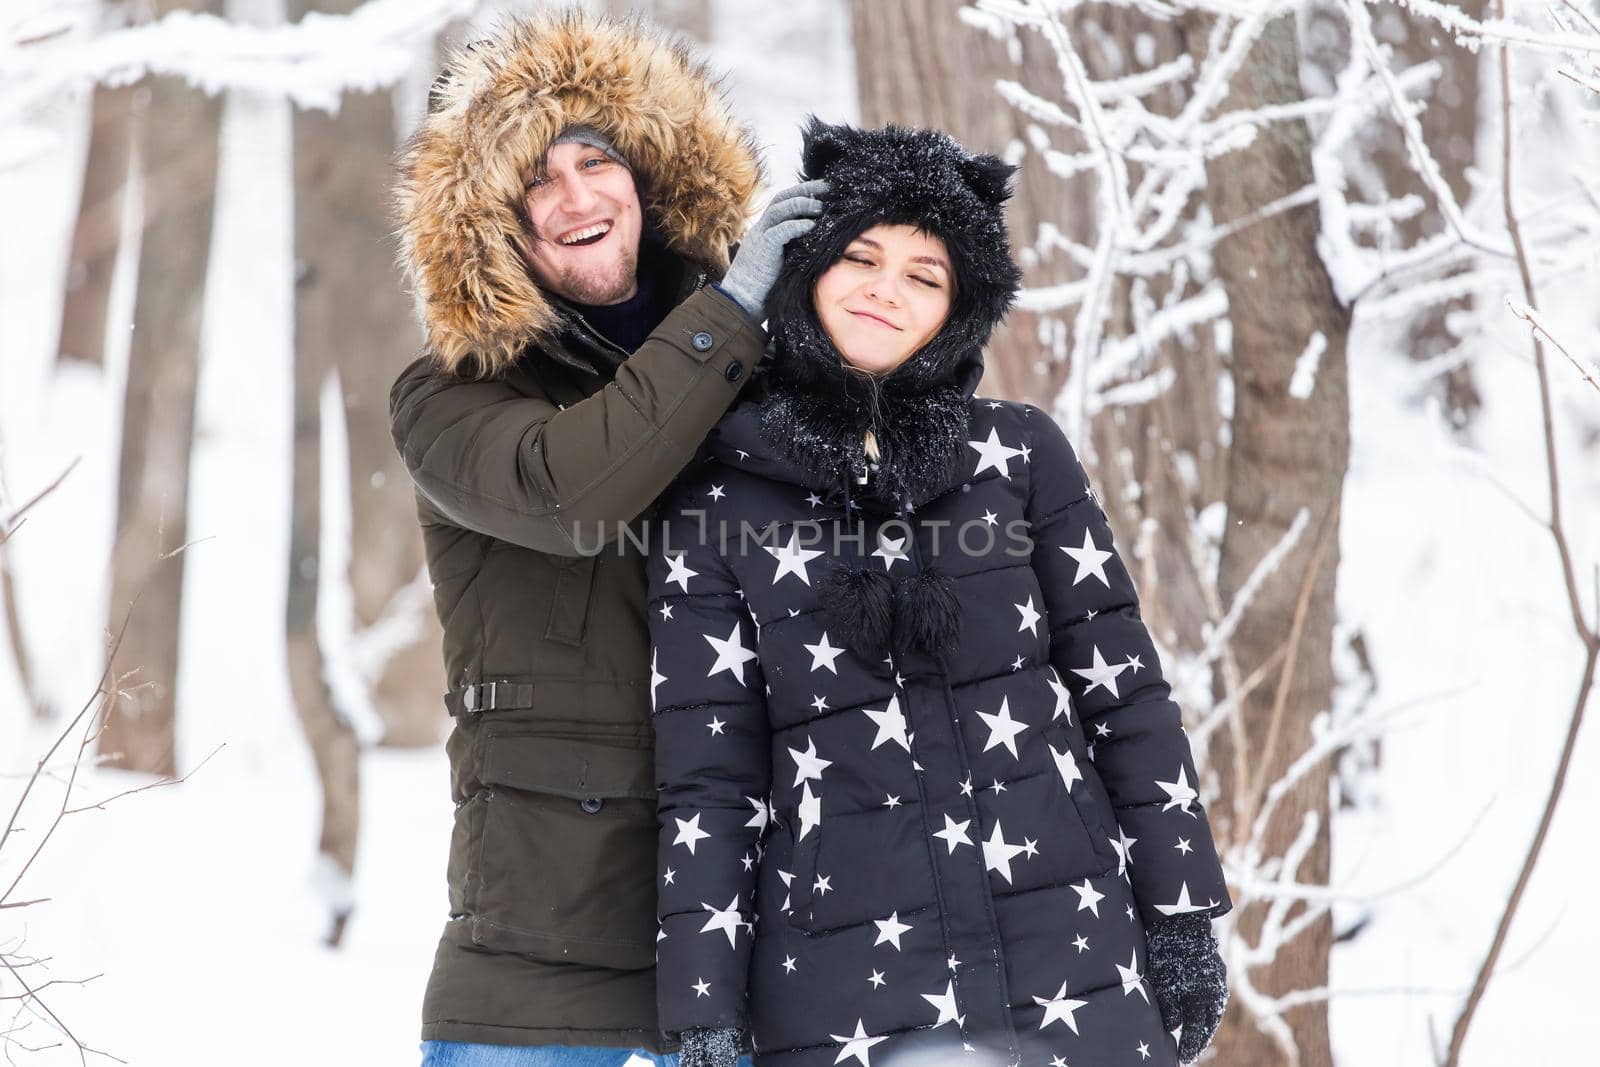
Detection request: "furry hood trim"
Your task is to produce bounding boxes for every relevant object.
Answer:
[394,11,762,377]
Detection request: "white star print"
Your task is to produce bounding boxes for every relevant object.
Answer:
[705,622,758,684]
[1072,934,1090,953]
[872,533,909,570]
[1051,743,1084,793]
[663,552,698,593]
[810,694,830,713]
[1071,644,1130,698]
[805,492,823,508]
[1033,980,1088,1033]
[813,874,832,896]
[873,912,913,950]
[659,603,673,620]
[672,813,710,854]
[1015,596,1042,635]
[765,528,824,586]
[977,696,1029,758]
[1071,878,1105,917]
[933,813,974,853]
[650,649,667,711]
[1156,765,1199,814]
[797,782,822,841]
[1011,655,1027,671]
[744,796,770,832]
[693,978,710,997]
[789,737,833,786]
[1050,1058,1068,1067]
[948,954,961,971]
[1110,827,1138,877]
[921,980,963,1028]
[868,970,886,989]
[968,427,1026,479]
[707,484,726,501]
[782,955,797,974]
[1046,667,1073,723]
[958,775,974,797]
[1137,1041,1151,1060]
[1061,527,1113,587]
[981,509,999,527]
[663,867,675,885]
[883,794,902,809]
[982,820,1028,883]
[1117,951,1151,1004]
[1175,837,1194,855]
[1154,881,1219,916]
[863,696,911,752]
[699,896,745,948]
[805,632,845,674]
[707,716,726,735]
[829,1021,887,1067]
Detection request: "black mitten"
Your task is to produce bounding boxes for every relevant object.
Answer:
[1145,913,1228,1063]
[678,1027,742,1067]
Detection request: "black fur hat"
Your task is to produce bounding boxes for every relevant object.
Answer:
[764,117,1023,401]
[756,119,1023,660]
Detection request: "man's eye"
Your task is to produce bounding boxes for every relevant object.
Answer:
[526,176,549,191]
[582,156,607,169]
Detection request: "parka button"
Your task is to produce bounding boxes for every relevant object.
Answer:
[580,797,603,814]
[692,331,714,351]
[724,360,744,382]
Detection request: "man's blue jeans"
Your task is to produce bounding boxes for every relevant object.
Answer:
[419,1042,754,1067]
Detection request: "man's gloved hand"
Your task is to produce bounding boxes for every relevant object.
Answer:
[1146,913,1228,1063]
[677,1027,742,1067]
[717,179,829,319]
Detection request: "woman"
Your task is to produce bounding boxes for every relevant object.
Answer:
[647,120,1231,1067]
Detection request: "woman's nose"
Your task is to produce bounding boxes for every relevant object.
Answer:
[864,276,902,306]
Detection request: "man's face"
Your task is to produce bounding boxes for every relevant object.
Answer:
[520,141,643,305]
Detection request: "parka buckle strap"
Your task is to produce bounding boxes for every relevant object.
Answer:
[445,681,535,717]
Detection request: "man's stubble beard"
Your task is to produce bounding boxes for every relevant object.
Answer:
[543,240,641,306]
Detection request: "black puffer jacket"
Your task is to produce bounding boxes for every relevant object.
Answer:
[647,122,1232,1067]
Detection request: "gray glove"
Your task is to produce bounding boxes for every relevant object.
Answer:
[1146,913,1228,1063]
[677,1027,741,1067]
[718,179,829,318]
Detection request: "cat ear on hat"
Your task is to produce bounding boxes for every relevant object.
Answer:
[958,153,1018,207]
[799,115,855,181]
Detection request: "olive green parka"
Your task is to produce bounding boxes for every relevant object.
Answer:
[388,12,763,1048]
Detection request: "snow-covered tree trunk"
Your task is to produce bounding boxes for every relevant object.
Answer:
[1180,11,1350,1065]
[288,12,442,748]
[100,0,224,777]
[56,83,135,369]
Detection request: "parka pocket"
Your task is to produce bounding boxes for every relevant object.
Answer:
[466,726,658,968]
[544,555,599,646]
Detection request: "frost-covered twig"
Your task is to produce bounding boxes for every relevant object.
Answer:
[2,0,481,124]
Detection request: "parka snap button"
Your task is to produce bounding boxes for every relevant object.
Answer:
[580,797,603,814]
[724,360,744,382]
[691,331,714,351]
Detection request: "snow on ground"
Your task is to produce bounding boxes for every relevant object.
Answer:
[3,1,1597,1064]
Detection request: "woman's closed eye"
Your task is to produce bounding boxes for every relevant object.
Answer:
[844,254,942,288]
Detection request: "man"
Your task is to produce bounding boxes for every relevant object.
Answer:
[389,12,822,1064]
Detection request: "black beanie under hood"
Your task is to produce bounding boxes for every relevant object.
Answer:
[756,118,1023,660]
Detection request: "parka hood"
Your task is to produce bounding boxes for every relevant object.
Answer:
[394,11,762,377]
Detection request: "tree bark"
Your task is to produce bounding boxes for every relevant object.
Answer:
[289,4,443,749]
[57,85,137,369]
[1184,14,1350,1066]
[99,2,223,777]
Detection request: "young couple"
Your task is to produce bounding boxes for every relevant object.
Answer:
[391,12,1230,1067]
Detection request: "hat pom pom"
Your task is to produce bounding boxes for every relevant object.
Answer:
[820,564,896,658]
[895,568,962,658]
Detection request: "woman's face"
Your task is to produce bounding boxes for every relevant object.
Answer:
[812,224,954,376]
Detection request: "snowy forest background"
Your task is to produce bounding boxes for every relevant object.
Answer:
[3,0,1598,1063]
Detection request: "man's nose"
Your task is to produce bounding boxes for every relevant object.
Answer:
[556,172,598,217]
